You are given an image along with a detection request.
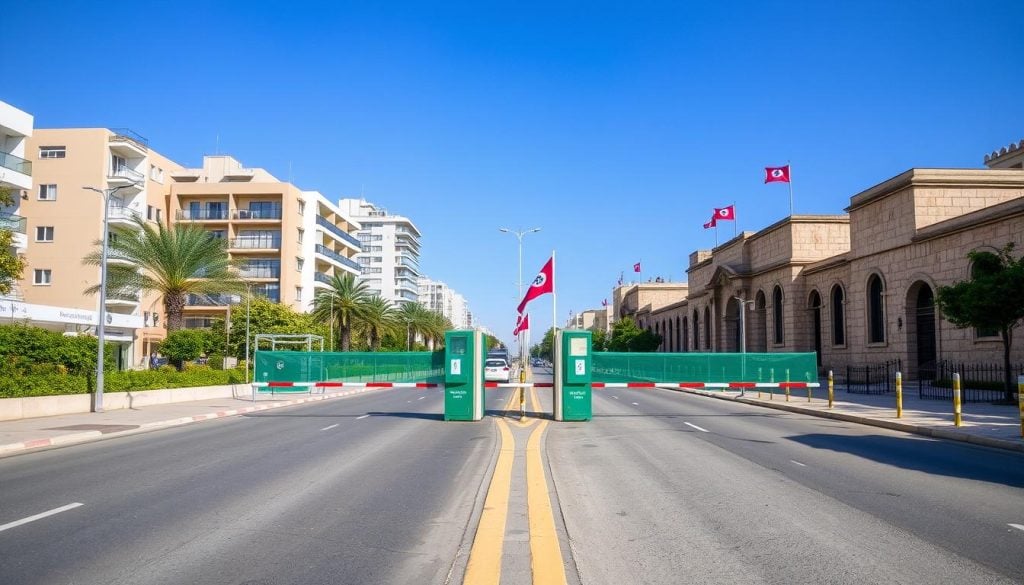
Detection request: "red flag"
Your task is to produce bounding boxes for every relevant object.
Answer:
[617,272,623,286]
[601,298,608,307]
[633,262,642,273]
[703,216,717,229]
[764,165,791,183]
[714,205,735,221]
[517,256,553,314]
[513,313,530,336]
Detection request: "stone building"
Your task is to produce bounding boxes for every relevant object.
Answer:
[627,139,1024,378]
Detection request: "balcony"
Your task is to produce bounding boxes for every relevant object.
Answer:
[233,209,282,220]
[108,206,144,229]
[0,212,27,234]
[0,151,31,179]
[250,286,280,302]
[184,317,216,329]
[105,291,140,308]
[186,293,237,307]
[315,216,361,250]
[108,128,149,155]
[176,208,229,221]
[231,236,281,250]
[315,244,360,273]
[108,165,145,184]
[239,264,281,279]
[314,271,333,287]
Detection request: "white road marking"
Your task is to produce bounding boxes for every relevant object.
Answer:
[0,503,84,533]
[684,422,709,433]
[632,402,639,406]
[356,414,370,420]
[612,396,618,399]
[790,460,807,467]
[418,396,425,400]
[320,424,339,431]
[1010,523,1024,532]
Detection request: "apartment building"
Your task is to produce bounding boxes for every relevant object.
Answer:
[19,127,181,369]
[336,198,422,305]
[169,155,361,326]
[418,277,469,329]
[0,101,33,290]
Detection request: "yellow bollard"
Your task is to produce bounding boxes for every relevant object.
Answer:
[520,368,527,421]
[785,368,791,402]
[895,371,903,419]
[1017,375,1023,438]
[953,372,962,427]
[828,370,834,409]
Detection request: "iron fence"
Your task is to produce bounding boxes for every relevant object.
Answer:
[844,359,901,394]
[918,360,1024,402]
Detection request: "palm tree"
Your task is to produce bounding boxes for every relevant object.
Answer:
[396,302,433,350]
[83,218,243,332]
[312,273,371,351]
[422,310,452,350]
[362,296,398,351]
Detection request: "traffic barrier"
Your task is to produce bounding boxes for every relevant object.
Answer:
[590,381,820,390]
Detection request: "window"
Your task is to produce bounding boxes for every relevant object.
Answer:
[692,310,699,349]
[35,226,54,242]
[867,274,885,343]
[144,311,151,326]
[365,245,383,252]
[773,285,784,345]
[831,285,846,346]
[38,184,57,201]
[39,146,66,159]
[703,307,712,350]
[247,201,282,219]
[33,269,52,285]
[297,201,306,215]
[147,205,163,223]
[297,258,304,272]
[149,165,164,183]
[153,313,160,327]
[363,267,382,274]
[297,229,304,244]
[295,286,303,302]
[111,154,127,175]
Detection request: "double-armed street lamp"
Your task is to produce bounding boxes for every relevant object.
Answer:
[84,183,141,413]
[499,227,541,366]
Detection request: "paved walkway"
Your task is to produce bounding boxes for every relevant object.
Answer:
[1,383,1022,457]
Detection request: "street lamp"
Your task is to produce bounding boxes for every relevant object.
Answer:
[84,183,140,413]
[499,227,541,366]
[733,295,756,393]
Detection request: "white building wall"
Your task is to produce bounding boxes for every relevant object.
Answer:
[338,198,421,305]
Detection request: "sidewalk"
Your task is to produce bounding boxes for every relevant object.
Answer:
[0,387,383,458]
[669,382,1024,453]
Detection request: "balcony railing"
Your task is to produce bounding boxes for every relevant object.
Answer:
[315,216,361,248]
[0,151,31,176]
[109,128,149,151]
[239,264,281,279]
[176,209,230,220]
[185,317,215,329]
[108,206,142,222]
[231,236,281,249]
[315,244,361,272]
[233,209,282,220]
[0,213,27,234]
[106,291,140,303]
[251,286,280,302]
[186,293,237,306]
[314,271,333,285]
[108,165,145,182]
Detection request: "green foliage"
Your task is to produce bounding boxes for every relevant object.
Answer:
[0,367,247,398]
[607,317,662,352]
[0,187,26,296]
[311,273,372,351]
[531,327,555,360]
[210,296,328,357]
[591,328,609,352]
[0,325,114,374]
[160,329,217,367]
[936,243,1024,400]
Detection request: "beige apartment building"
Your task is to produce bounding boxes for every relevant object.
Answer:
[619,138,1024,379]
[20,128,181,369]
[168,155,361,328]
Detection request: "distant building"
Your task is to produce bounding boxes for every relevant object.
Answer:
[418,277,469,329]
[337,198,422,305]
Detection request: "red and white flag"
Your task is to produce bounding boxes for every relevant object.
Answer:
[764,165,791,183]
[633,262,642,273]
[601,298,608,307]
[703,216,717,229]
[513,313,530,336]
[714,205,735,221]
[517,256,554,314]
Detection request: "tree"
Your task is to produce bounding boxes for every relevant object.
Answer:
[160,329,217,369]
[209,296,327,358]
[0,188,26,296]
[591,328,608,352]
[531,327,555,360]
[936,243,1024,402]
[311,273,371,351]
[396,302,434,350]
[608,317,662,352]
[361,296,398,351]
[82,218,243,331]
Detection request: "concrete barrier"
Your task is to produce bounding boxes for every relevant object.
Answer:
[0,384,248,422]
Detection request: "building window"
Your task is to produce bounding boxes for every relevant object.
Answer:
[867,274,885,343]
[295,286,303,302]
[298,201,306,215]
[297,229,304,244]
[39,146,66,159]
[297,257,304,272]
[33,269,52,285]
[703,307,712,350]
[144,311,151,326]
[35,226,54,242]
[150,165,164,183]
[773,285,784,345]
[38,184,57,201]
[831,285,846,346]
[692,310,699,349]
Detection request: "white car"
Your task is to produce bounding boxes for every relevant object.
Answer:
[484,358,511,383]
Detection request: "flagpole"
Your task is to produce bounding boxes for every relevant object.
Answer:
[788,160,794,217]
[551,250,557,338]
[733,200,737,237]
[714,223,719,247]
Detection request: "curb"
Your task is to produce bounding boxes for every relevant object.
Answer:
[664,386,1024,454]
[0,386,390,457]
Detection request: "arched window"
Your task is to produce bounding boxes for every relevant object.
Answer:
[703,306,712,350]
[692,310,699,350]
[772,285,784,345]
[682,317,689,352]
[867,274,885,343]
[831,284,846,346]
[676,316,681,352]
[667,319,673,352]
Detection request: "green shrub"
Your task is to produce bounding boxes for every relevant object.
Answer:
[160,330,216,368]
[0,324,115,374]
[0,367,248,398]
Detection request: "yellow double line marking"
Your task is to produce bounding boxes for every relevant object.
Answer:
[464,387,567,585]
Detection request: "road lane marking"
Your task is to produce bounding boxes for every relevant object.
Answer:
[612,395,618,399]
[1010,523,1024,532]
[320,424,339,431]
[631,402,639,406]
[527,419,568,585]
[356,414,370,420]
[684,422,709,433]
[790,460,807,467]
[418,396,425,400]
[0,503,83,533]
[464,419,514,585]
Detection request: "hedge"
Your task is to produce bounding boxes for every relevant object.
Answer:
[0,366,248,399]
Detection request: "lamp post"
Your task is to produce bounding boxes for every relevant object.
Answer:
[244,281,252,383]
[732,295,756,392]
[84,183,140,413]
[499,227,541,367]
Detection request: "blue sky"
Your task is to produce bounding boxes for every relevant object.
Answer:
[5,1,1023,346]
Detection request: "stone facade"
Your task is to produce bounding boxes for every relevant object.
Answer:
[628,151,1024,379]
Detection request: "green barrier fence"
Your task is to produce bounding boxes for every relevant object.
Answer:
[591,352,818,384]
[254,351,446,386]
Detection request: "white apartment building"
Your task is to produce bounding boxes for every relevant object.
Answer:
[418,277,470,329]
[0,101,32,269]
[336,198,421,305]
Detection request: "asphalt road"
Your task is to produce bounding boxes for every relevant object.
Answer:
[545,383,1024,584]
[0,386,509,585]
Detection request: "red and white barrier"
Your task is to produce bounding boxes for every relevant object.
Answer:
[484,382,554,389]
[591,381,819,389]
[252,381,439,391]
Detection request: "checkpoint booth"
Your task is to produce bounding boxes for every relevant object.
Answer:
[443,330,486,421]
[553,329,593,421]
